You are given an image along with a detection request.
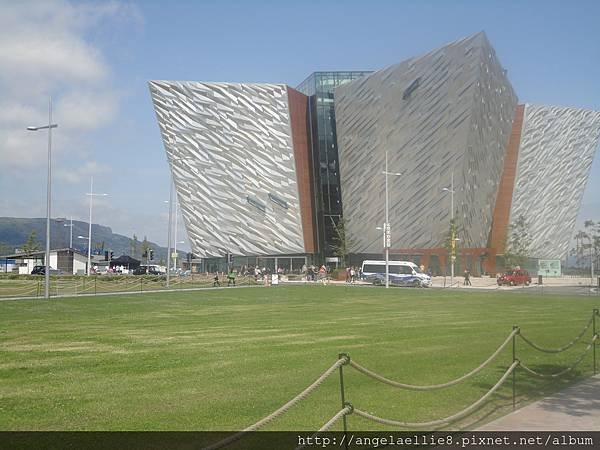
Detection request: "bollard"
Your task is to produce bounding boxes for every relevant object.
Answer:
[338,353,350,450]
[512,325,518,410]
[94,275,97,295]
[140,277,143,292]
[593,310,597,374]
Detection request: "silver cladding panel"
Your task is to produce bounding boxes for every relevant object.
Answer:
[149,81,306,257]
[510,104,600,259]
[335,32,517,252]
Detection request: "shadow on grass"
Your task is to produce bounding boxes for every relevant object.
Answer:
[460,362,592,429]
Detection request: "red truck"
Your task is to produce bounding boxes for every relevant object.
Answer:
[497,269,532,286]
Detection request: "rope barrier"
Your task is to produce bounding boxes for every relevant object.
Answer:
[348,328,519,390]
[203,357,348,450]
[520,334,598,379]
[518,314,594,353]
[352,361,519,429]
[294,405,353,450]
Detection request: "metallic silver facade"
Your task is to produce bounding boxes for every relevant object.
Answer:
[335,32,517,253]
[510,104,600,259]
[149,81,306,257]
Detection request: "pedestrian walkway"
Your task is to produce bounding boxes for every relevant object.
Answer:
[479,375,600,430]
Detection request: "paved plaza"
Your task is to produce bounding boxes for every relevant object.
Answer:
[480,375,600,430]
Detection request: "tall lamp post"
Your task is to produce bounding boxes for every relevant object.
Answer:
[27,98,58,300]
[165,184,174,287]
[586,235,594,284]
[442,172,456,288]
[85,176,108,276]
[165,155,194,287]
[64,217,73,249]
[382,150,403,288]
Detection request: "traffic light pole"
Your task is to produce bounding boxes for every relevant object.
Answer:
[166,180,173,288]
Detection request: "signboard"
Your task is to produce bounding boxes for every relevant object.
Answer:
[538,259,561,277]
[325,257,340,263]
[384,223,391,248]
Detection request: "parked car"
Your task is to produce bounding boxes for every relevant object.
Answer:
[133,265,164,275]
[31,265,61,275]
[497,269,531,286]
[362,260,432,287]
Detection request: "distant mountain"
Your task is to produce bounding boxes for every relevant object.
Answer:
[0,217,172,263]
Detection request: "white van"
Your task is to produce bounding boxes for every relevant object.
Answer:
[361,260,431,287]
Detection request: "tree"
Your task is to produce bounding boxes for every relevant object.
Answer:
[21,231,40,256]
[443,218,460,274]
[571,220,600,272]
[141,236,150,261]
[571,230,589,269]
[330,218,356,267]
[504,214,532,269]
[131,234,139,258]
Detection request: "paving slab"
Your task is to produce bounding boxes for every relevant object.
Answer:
[479,375,600,430]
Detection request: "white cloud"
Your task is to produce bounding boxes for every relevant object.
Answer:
[54,160,111,184]
[0,0,142,170]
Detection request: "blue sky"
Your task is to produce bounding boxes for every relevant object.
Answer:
[1,0,599,250]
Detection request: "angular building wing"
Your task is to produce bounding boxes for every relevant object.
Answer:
[334,32,518,253]
[149,81,315,258]
[508,105,600,259]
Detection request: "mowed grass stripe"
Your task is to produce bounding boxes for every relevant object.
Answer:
[0,285,597,430]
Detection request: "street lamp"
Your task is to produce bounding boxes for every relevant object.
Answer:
[64,217,73,249]
[165,155,195,287]
[85,176,108,276]
[164,198,185,274]
[585,234,594,284]
[382,149,403,288]
[27,98,58,300]
[442,172,457,288]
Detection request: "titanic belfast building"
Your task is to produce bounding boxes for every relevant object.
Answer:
[150,32,600,275]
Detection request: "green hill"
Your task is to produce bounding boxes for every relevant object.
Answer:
[0,217,170,263]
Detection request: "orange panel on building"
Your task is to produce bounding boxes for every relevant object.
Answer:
[287,87,317,253]
[488,104,525,256]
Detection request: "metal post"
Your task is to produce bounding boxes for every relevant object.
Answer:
[450,172,454,289]
[166,180,173,288]
[174,197,179,271]
[140,277,143,292]
[94,275,97,296]
[512,325,518,410]
[87,177,93,276]
[384,150,389,289]
[591,312,597,372]
[45,98,53,299]
[590,237,594,285]
[69,217,73,249]
[338,353,350,450]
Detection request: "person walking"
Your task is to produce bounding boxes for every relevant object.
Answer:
[213,273,221,287]
[464,269,471,286]
[319,265,327,285]
[227,268,236,286]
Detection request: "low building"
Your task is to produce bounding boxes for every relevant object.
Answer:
[0,248,88,275]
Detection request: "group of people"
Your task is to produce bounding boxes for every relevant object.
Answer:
[345,266,360,283]
[213,268,237,287]
[303,264,329,283]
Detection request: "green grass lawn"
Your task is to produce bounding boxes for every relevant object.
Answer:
[0,275,256,298]
[0,285,598,431]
